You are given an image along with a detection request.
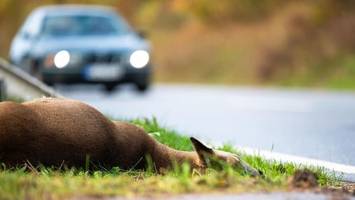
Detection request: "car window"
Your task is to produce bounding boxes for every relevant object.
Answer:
[41,15,129,37]
[20,10,45,38]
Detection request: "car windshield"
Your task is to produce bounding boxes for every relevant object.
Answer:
[41,14,128,37]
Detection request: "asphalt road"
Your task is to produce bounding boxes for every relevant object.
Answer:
[57,84,355,168]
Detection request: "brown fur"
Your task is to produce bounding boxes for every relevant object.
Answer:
[0,98,258,175]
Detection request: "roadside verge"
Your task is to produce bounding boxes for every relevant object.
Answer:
[237,146,355,182]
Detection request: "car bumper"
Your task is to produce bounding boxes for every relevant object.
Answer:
[40,64,151,84]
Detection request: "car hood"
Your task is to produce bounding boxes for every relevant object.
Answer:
[32,34,149,55]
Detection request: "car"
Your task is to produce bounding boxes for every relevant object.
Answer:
[9,5,152,92]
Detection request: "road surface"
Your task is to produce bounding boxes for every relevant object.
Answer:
[57,84,355,175]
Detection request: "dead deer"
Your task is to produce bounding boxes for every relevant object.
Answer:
[0,98,259,176]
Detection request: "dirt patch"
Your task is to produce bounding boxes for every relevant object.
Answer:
[72,192,355,200]
[322,182,355,198]
[284,169,355,200]
[342,183,355,195]
[289,169,318,189]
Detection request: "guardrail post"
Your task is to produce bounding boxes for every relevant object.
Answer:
[0,79,6,101]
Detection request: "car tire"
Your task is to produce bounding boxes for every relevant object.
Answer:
[135,83,149,92]
[135,75,151,93]
[104,83,116,92]
[28,59,44,81]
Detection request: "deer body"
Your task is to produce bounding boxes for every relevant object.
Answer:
[0,98,258,175]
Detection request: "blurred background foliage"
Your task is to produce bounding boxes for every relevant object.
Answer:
[1,0,355,88]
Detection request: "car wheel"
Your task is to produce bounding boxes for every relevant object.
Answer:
[136,83,149,92]
[28,59,43,81]
[135,80,150,92]
[134,74,151,92]
[104,83,116,92]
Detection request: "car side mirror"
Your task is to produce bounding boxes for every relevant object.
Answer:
[137,30,148,39]
[22,31,37,41]
[22,32,31,40]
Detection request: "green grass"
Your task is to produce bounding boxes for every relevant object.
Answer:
[2,96,24,103]
[133,118,338,185]
[0,118,339,200]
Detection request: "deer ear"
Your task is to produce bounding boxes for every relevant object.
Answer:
[190,137,214,164]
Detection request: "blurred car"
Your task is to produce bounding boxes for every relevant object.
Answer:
[9,5,152,92]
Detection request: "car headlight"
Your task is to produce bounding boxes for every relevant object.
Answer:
[54,50,70,68]
[129,50,150,69]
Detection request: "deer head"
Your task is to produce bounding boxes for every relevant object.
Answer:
[190,137,260,176]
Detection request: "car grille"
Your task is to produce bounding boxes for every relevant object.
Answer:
[85,53,122,64]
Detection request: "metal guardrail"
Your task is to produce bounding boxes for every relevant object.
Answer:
[0,58,62,100]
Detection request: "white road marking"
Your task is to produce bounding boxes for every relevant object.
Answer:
[237,146,355,181]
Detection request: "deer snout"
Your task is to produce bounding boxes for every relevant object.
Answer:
[214,150,260,177]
